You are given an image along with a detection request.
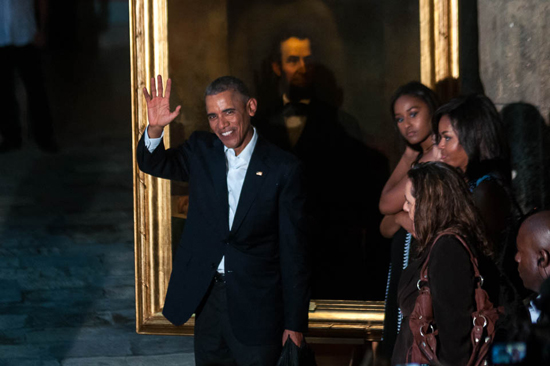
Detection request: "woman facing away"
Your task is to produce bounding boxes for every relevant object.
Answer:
[377,82,440,359]
[433,94,524,295]
[392,162,502,366]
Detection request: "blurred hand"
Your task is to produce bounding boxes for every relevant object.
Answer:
[395,211,415,237]
[282,329,304,346]
[404,144,420,160]
[419,135,441,163]
[143,75,181,138]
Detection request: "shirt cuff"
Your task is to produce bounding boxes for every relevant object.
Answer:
[144,126,164,153]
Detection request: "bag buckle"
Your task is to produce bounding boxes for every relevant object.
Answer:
[473,314,487,328]
[419,324,435,337]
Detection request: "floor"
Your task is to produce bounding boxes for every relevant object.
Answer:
[0,20,195,366]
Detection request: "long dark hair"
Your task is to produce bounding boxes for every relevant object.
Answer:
[433,94,510,182]
[408,162,493,257]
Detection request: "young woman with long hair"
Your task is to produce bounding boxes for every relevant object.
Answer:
[377,82,440,359]
[434,94,524,295]
[379,81,440,229]
[392,162,501,365]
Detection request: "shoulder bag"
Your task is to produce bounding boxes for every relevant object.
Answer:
[406,232,503,366]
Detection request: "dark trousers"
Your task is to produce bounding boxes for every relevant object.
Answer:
[0,45,54,146]
[194,276,281,366]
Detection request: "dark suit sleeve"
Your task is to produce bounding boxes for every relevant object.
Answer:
[136,131,192,182]
[278,161,311,332]
[429,235,475,366]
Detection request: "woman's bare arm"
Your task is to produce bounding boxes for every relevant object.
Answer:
[380,214,400,238]
[380,212,415,238]
[379,146,419,215]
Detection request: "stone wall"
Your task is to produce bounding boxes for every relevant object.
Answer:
[478,0,550,212]
[478,0,550,123]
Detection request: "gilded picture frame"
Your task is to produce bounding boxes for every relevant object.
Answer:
[131,0,458,340]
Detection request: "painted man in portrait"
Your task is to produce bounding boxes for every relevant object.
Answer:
[255,30,389,300]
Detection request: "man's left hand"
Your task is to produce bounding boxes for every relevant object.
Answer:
[282,329,304,346]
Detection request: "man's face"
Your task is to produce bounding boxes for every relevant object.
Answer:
[206,90,257,156]
[272,37,312,89]
[515,225,544,293]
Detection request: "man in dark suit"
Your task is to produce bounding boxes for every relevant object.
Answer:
[137,75,310,365]
[516,210,550,324]
[255,33,389,301]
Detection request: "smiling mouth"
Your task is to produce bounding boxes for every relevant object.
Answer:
[221,130,233,137]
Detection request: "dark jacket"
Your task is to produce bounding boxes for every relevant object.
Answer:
[392,235,501,365]
[137,131,310,346]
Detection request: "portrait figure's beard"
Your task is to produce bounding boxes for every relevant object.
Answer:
[284,70,314,102]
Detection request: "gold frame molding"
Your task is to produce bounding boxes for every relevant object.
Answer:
[131,0,458,340]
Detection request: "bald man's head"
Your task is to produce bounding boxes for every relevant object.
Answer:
[516,211,550,293]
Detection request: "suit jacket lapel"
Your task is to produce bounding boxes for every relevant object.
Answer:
[270,106,292,151]
[230,137,270,234]
[208,138,230,234]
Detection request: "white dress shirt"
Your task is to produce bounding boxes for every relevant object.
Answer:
[282,94,310,147]
[144,127,258,273]
[529,295,542,324]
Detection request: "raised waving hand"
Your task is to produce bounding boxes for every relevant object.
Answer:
[143,75,181,138]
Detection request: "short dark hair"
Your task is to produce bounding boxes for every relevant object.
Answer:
[390,81,440,119]
[269,28,313,65]
[408,161,492,257]
[433,94,510,179]
[204,76,251,101]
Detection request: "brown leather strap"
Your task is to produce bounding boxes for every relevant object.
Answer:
[414,231,500,366]
[419,231,482,286]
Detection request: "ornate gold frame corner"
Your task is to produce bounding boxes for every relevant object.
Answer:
[131,0,458,340]
[420,0,460,89]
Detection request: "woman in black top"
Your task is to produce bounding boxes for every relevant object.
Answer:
[392,162,501,365]
[434,94,523,295]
